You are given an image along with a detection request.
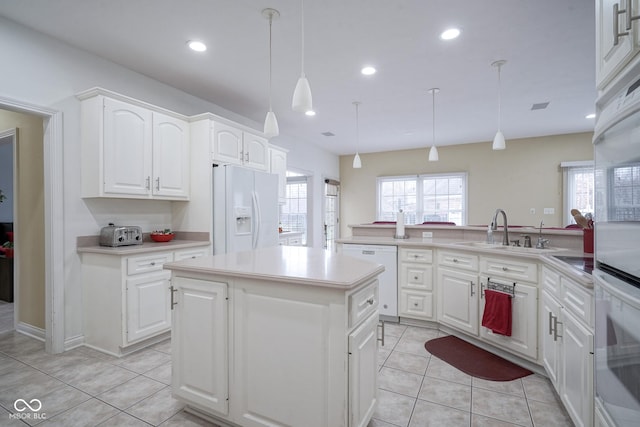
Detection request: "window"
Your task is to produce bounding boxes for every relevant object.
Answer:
[280,172,308,245]
[562,161,594,226]
[377,173,467,225]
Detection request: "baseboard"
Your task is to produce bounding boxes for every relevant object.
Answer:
[15,321,45,341]
[64,334,85,351]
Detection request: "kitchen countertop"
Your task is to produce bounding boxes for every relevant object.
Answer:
[164,245,385,289]
[77,239,210,255]
[337,235,593,288]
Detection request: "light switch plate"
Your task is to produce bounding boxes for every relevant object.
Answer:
[544,207,555,214]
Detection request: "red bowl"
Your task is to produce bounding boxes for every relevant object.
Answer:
[150,233,174,242]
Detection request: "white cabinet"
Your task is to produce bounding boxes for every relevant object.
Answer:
[78,90,190,200]
[269,144,288,203]
[478,256,539,360]
[212,122,269,171]
[170,272,379,427]
[171,277,228,415]
[541,266,594,427]
[596,0,640,89]
[80,246,208,356]
[399,248,435,321]
[438,266,479,335]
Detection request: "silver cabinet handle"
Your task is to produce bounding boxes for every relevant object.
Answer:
[480,282,485,299]
[146,176,151,190]
[626,0,640,30]
[452,258,459,263]
[553,318,563,341]
[155,177,160,191]
[377,321,385,347]
[414,276,419,280]
[470,281,475,297]
[502,266,508,271]
[245,151,249,162]
[366,298,375,305]
[614,1,630,46]
[150,262,156,266]
[548,311,554,336]
[170,285,178,310]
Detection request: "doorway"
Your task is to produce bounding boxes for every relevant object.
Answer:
[0,99,64,354]
[0,131,15,333]
[324,179,340,251]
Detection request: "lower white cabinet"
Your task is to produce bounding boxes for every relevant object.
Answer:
[170,273,379,427]
[398,248,435,321]
[126,270,172,343]
[438,266,479,335]
[541,266,594,427]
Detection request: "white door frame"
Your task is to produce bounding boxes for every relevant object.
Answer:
[1,95,64,354]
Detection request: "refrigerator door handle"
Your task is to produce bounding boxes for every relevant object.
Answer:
[252,191,261,249]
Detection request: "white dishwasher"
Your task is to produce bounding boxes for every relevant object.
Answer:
[342,244,398,319]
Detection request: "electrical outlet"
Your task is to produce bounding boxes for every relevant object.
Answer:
[544,207,555,215]
[530,208,536,214]
[422,232,433,239]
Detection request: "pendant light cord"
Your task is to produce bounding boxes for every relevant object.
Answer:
[355,102,360,152]
[497,64,502,130]
[268,13,273,111]
[432,90,436,146]
[300,0,305,74]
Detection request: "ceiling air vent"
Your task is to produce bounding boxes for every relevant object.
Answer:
[531,102,549,110]
[321,131,335,137]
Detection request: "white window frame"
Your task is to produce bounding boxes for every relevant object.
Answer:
[562,160,594,226]
[376,172,468,225]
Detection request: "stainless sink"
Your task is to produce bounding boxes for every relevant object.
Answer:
[454,241,566,254]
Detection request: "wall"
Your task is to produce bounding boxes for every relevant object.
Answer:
[0,136,13,221]
[0,17,338,343]
[339,132,594,237]
[0,110,45,328]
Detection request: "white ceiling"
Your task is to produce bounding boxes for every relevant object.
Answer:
[0,0,596,155]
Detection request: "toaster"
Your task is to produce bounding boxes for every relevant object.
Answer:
[99,223,143,247]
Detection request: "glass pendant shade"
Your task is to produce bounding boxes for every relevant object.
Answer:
[428,145,439,161]
[292,75,312,112]
[353,152,362,168]
[264,110,279,138]
[492,130,506,150]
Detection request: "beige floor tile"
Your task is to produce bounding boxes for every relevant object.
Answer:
[378,346,392,367]
[368,418,399,427]
[394,336,431,356]
[409,399,470,427]
[373,389,416,427]
[379,333,400,350]
[142,362,172,385]
[402,326,440,342]
[384,351,429,376]
[22,385,92,426]
[528,399,573,426]
[418,376,471,411]
[98,411,152,426]
[471,413,529,427]
[43,398,119,427]
[378,367,424,398]
[0,373,67,410]
[125,387,184,425]
[426,356,472,386]
[160,410,222,426]
[148,339,172,355]
[98,376,166,410]
[472,377,525,397]
[471,387,533,426]
[116,348,172,374]
[522,374,558,404]
[383,322,407,338]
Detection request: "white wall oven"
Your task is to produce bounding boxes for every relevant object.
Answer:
[593,72,640,427]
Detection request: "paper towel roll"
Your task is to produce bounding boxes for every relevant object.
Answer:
[396,211,405,238]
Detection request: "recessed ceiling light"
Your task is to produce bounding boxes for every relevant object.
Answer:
[440,28,460,40]
[305,110,316,116]
[585,113,596,119]
[361,66,376,75]
[187,40,207,52]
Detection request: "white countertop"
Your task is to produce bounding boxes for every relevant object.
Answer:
[164,245,385,289]
[77,239,210,255]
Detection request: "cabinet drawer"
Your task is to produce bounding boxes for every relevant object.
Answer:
[400,263,433,291]
[561,277,594,328]
[438,251,478,271]
[399,290,434,320]
[542,266,561,298]
[174,248,208,261]
[480,256,538,283]
[348,280,378,328]
[400,247,432,263]
[127,252,173,275]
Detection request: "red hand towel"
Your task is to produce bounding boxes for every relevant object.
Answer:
[482,289,512,336]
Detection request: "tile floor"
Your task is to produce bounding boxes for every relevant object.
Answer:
[0,301,13,333]
[0,322,573,426]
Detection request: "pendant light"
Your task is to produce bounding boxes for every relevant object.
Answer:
[352,101,362,169]
[492,60,507,150]
[427,88,440,162]
[263,8,280,138]
[292,0,313,113]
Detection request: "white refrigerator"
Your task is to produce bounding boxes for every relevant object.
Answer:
[213,164,279,254]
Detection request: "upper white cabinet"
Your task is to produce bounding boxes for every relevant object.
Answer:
[596,0,640,89]
[269,144,288,203]
[79,89,190,200]
[212,122,269,171]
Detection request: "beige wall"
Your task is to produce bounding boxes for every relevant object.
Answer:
[339,132,594,237]
[0,109,45,329]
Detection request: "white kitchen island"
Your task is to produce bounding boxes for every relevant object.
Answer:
[163,245,385,427]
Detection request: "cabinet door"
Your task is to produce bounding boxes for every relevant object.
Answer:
[269,145,287,203]
[437,268,479,335]
[541,291,562,388]
[152,113,190,199]
[212,122,243,165]
[349,311,379,427]
[243,132,269,171]
[596,0,640,88]
[172,277,228,415]
[126,270,171,343]
[103,97,152,196]
[480,280,538,360]
[560,311,594,427]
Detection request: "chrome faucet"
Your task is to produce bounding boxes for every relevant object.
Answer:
[491,209,509,245]
[536,220,550,249]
